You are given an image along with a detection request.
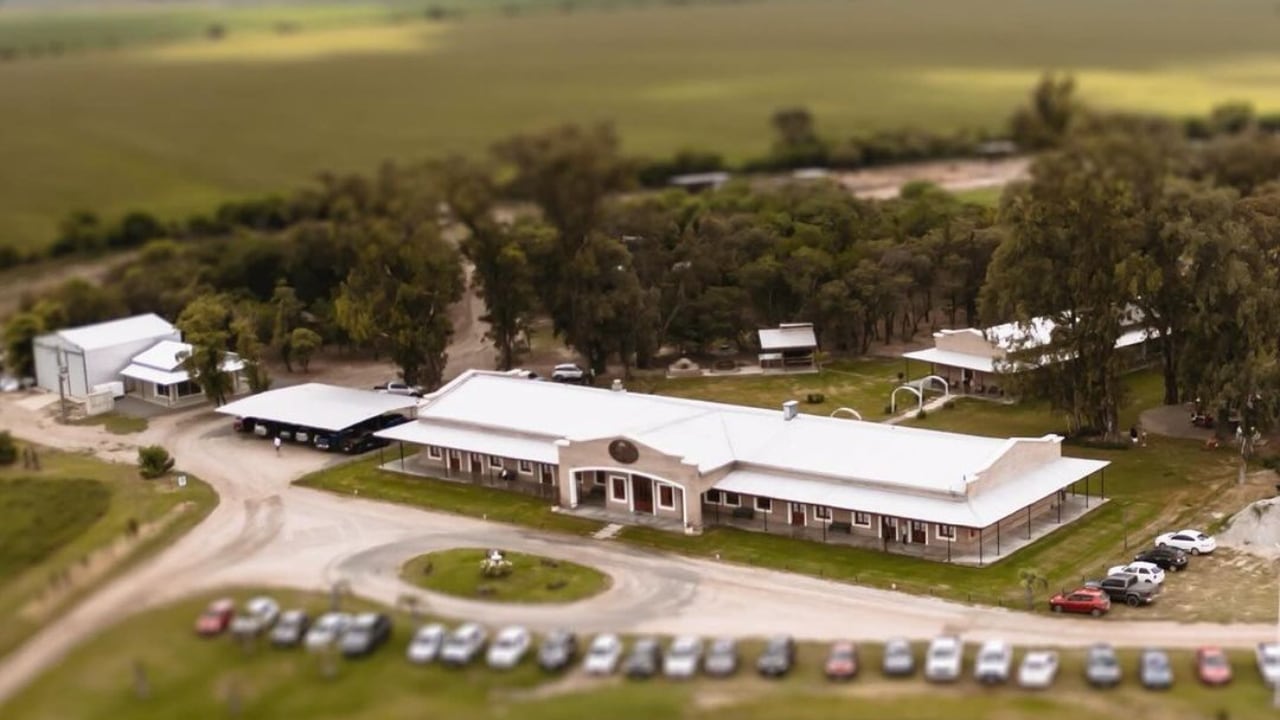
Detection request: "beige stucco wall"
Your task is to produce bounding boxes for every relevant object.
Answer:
[967,437,1063,495]
[557,436,716,529]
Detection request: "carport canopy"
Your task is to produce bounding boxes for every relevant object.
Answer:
[215,383,416,432]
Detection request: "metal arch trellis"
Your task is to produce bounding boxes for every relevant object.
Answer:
[890,385,923,413]
[830,407,862,421]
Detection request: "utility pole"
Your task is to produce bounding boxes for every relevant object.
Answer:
[56,347,69,423]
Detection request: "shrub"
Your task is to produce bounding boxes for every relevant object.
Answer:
[883,404,893,415]
[0,431,16,466]
[805,392,825,404]
[137,445,175,479]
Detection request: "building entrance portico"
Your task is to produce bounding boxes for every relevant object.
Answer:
[569,468,687,526]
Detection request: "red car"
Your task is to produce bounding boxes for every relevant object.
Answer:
[1196,646,1233,686]
[1048,587,1111,617]
[824,641,858,681]
[195,597,236,637]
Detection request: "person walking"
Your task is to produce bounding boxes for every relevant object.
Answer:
[273,436,282,456]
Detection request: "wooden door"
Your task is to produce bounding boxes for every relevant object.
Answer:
[469,453,482,473]
[633,476,654,514]
[790,503,806,526]
[448,452,461,472]
[910,521,927,544]
[881,518,896,540]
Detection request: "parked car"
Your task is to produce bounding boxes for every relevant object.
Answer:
[269,609,310,648]
[340,613,392,658]
[551,363,587,384]
[304,612,352,652]
[1017,650,1059,689]
[704,637,739,677]
[195,597,236,637]
[229,596,280,639]
[624,637,662,679]
[974,640,1012,685]
[374,381,424,397]
[663,635,703,679]
[824,641,858,681]
[486,626,531,670]
[1085,643,1122,687]
[925,636,963,683]
[1099,573,1160,607]
[342,433,390,455]
[882,637,915,677]
[584,633,624,675]
[232,417,256,433]
[406,623,447,665]
[1156,529,1216,555]
[1197,646,1233,686]
[537,630,578,672]
[1133,546,1189,572]
[756,635,796,678]
[1257,642,1280,687]
[1140,648,1174,690]
[1048,586,1111,617]
[1106,561,1165,585]
[441,622,488,667]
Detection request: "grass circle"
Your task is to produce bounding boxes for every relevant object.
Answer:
[400,548,610,604]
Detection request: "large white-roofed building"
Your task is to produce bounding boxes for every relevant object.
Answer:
[32,313,181,398]
[377,370,1109,563]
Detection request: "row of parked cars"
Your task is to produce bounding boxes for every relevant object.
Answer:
[193,595,1280,690]
[231,413,408,454]
[1048,528,1216,615]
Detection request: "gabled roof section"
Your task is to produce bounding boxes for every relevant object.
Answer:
[130,340,193,372]
[49,313,178,352]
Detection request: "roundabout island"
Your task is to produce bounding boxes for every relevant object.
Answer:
[399,548,611,604]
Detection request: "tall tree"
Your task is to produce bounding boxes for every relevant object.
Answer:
[231,315,272,394]
[3,311,44,378]
[1008,73,1078,150]
[270,283,304,372]
[334,220,464,389]
[175,294,237,406]
[982,141,1139,439]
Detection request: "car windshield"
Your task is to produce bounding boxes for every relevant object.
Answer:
[1025,655,1047,669]
[1145,654,1167,669]
[497,634,523,649]
[830,646,854,660]
[1093,654,1117,667]
[1203,654,1227,668]
[590,639,617,655]
[710,640,734,654]
[980,649,1004,662]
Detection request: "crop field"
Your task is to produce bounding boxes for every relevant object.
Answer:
[3,0,1280,250]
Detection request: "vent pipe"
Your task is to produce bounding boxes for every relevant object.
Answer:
[611,379,625,392]
[783,400,799,421]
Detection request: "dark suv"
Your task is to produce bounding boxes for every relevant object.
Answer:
[1133,546,1189,572]
[1099,573,1160,607]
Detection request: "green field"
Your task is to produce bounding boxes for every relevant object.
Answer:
[0,442,218,658]
[401,548,611,603]
[4,0,1280,250]
[3,589,1276,720]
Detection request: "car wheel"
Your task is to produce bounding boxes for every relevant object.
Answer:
[1052,604,1063,613]
[1157,542,1166,548]
[1090,608,1102,617]
[1191,548,1200,555]
[1175,564,1185,572]
[1126,595,1141,607]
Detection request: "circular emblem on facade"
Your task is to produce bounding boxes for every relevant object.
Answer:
[608,439,639,464]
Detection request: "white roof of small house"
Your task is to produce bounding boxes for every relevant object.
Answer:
[119,340,245,386]
[758,323,817,351]
[40,313,177,352]
[378,371,1105,517]
[215,383,416,432]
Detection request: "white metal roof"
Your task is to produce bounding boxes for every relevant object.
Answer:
[129,340,193,372]
[390,372,1073,490]
[902,348,996,374]
[377,420,559,464]
[215,383,415,432]
[46,313,178,352]
[121,340,245,386]
[120,364,188,386]
[758,323,817,351]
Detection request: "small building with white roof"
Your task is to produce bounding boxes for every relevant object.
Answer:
[757,322,819,371]
[32,313,181,399]
[377,370,1108,562]
[216,383,416,452]
[120,340,248,407]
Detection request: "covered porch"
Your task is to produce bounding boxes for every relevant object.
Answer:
[566,468,693,531]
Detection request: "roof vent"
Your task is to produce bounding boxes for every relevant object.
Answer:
[783,400,799,421]
[611,379,625,392]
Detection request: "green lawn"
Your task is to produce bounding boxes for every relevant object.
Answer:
[648,357,912,419]
[295,457,603,535]
[0,442,218,659]
[71,413,148,435]
[952,185,1005,208]
[401,548,610,603]
[3,589,1275,720]
[5,0,1280,250]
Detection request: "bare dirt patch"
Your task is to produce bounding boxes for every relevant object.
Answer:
[835,156,1030,200]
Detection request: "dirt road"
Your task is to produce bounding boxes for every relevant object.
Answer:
[0,397,1275,703]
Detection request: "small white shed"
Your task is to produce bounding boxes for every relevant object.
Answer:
[32,314,180,399]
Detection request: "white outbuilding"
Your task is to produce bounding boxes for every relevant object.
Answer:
[32,314,181,399]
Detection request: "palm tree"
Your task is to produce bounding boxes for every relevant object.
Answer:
[1018,568,1048,611]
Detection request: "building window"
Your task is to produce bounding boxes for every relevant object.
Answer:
[658,485,676,509]
[489,455,503,469]
[611,476,627,502]
[518,460,532,474]
[936,524,956,540]
[427,446,442,459]
[722,492,740,507]
[813,505,832,521]
[705,490,722,504]
[755,497,772,513]
[853,511,871,527]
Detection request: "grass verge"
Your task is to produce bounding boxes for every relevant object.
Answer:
[401,548,610,604]
[0,441,218,659]
[2,589,1273,720]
